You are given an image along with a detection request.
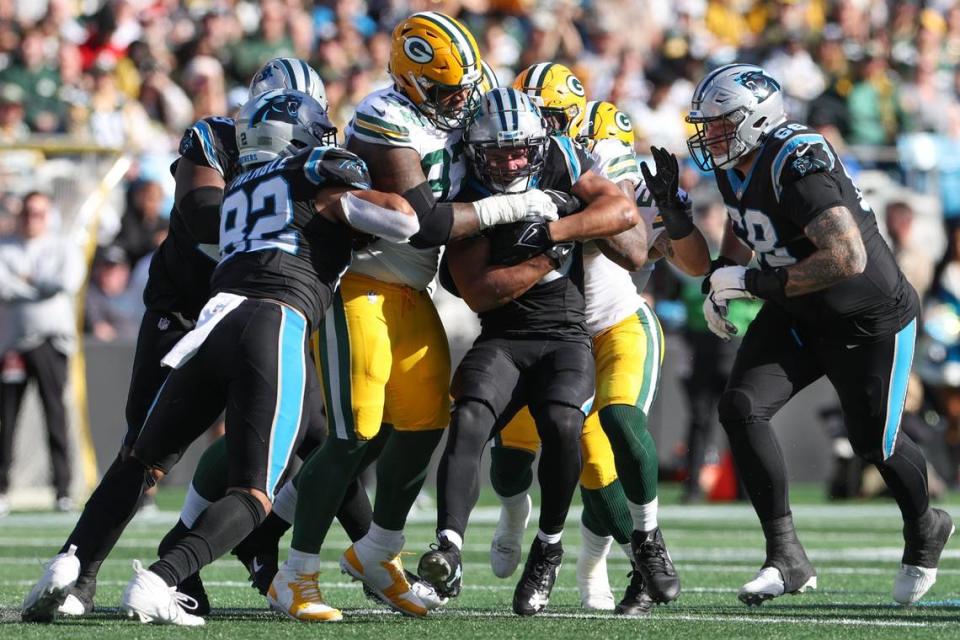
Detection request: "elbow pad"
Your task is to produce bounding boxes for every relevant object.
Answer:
[402,182,454,249]
[178,186,224,244]
[340,192,420,243]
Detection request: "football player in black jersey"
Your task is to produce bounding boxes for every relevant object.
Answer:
[691,63,953,606]
[18,58,357,623]
[416,88,639,615]
[110,89,418,626]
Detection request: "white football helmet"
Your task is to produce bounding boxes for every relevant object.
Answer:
[236,89,336,168]
[464,87,549,193]
[686,63,787,171]
[248,58,328,111]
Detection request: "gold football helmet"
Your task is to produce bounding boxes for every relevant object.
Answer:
[569,100,635,151]
[388,11,483,129]
[512,62,586,135]
[479,59,499,93]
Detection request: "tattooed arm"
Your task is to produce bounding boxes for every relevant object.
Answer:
[783,205,866,297]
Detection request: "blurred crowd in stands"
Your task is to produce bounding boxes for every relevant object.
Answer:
[2,0,960,492]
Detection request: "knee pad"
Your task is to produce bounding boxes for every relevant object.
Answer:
[718,387,756,428]
[598,404,646,447]
[848,435,885,463]
[533,403,585,443]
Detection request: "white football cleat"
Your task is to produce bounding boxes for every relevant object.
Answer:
[738,566,817,606]
[267,562,342,622]
[406,570,448,610]
[490,493,532,579]
[893,565,938,605]
[341,542,427,618]
[121,560,204,626]
[21,544,80,622]
[58,593,89,617]
[576,522,615,610]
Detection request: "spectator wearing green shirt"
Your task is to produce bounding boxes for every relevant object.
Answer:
[0,28,64,132]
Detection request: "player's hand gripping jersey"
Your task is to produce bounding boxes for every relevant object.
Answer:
[345,87,466,290]
[459,135,594,342]
[145,116,241,320]
[211,145,372,329]
[714,121,918,343]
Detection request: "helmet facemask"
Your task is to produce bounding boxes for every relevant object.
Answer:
[686,107,752,171]
[466,88,549,193]
[407,70,482,130]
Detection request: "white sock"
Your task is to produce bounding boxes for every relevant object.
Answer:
[439,529,463,550]
[362,523,404,554]
[286,548,320,573]
[579,520,613,564]
[620,542,633,561]
[271,483,297,524]
[180,483,211,528]
[537,529,562,545]
[498,491,529,523]
[628,497,659,533]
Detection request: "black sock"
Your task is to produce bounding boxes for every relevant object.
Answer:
[490,446,535,498]
[233,511,290,562]
[437,400,496,536]
[150,491,266,587]
[871,433,930,521]
[531,403,583,535]
[722,419,790,521]
[63,455,148,573]
[158,519,190,557]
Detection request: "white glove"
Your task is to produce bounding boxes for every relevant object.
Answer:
[473,189,559,229]
[708,265,755,306]
[703,292,738,341]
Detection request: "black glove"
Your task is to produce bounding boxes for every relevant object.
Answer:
[543,189,584,217]
[544,242,575,268]
[488,219,554,266]
[640,146,695,240]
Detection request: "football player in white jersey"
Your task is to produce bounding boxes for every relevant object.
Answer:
[267,12,561,621]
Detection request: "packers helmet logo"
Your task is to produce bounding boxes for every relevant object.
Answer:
[567,75,585,97]
[735,70,780,103]
[615,111,632,132]
[404,36,434,64]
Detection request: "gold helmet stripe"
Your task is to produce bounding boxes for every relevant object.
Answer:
[419,11,477,69]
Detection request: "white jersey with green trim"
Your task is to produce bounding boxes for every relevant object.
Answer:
[582,141,664,335]
[344,87,467,290]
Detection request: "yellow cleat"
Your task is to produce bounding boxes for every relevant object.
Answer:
[267,564,342,622]
[341,544,428,618]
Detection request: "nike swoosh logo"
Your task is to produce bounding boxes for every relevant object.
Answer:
[518,227,540,247]
[251,559,263,573]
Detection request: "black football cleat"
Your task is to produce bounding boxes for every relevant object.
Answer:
[512,538,563,616]
[631,528,681,604]
[615,568,653,616]
[177,572,211,616]
[418,536,463,599]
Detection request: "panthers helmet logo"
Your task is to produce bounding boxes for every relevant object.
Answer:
[735,70,781,103]
[403,36,434,64]
[252,93,303,124]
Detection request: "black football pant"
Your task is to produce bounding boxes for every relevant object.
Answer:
[0,340,70,498]
[437,337,595,537]
[718,304,929,533]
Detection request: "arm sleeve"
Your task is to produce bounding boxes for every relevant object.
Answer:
[178,186,224,244]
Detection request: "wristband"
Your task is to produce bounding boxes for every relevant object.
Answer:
[745,267,788,301]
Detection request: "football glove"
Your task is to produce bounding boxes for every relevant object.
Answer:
[488,218,554,266]
[707,265,755,306]
[542,189,584,217]
[639,146,694,239]
[474,189,559,229]
[703,292,737,340]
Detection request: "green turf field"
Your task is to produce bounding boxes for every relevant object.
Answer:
[2,484,959,639]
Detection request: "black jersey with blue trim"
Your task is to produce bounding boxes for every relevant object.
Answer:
[144,116,240,320]
[458,135,594,343]
[210,145,371,330]
[715,120,918,343]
